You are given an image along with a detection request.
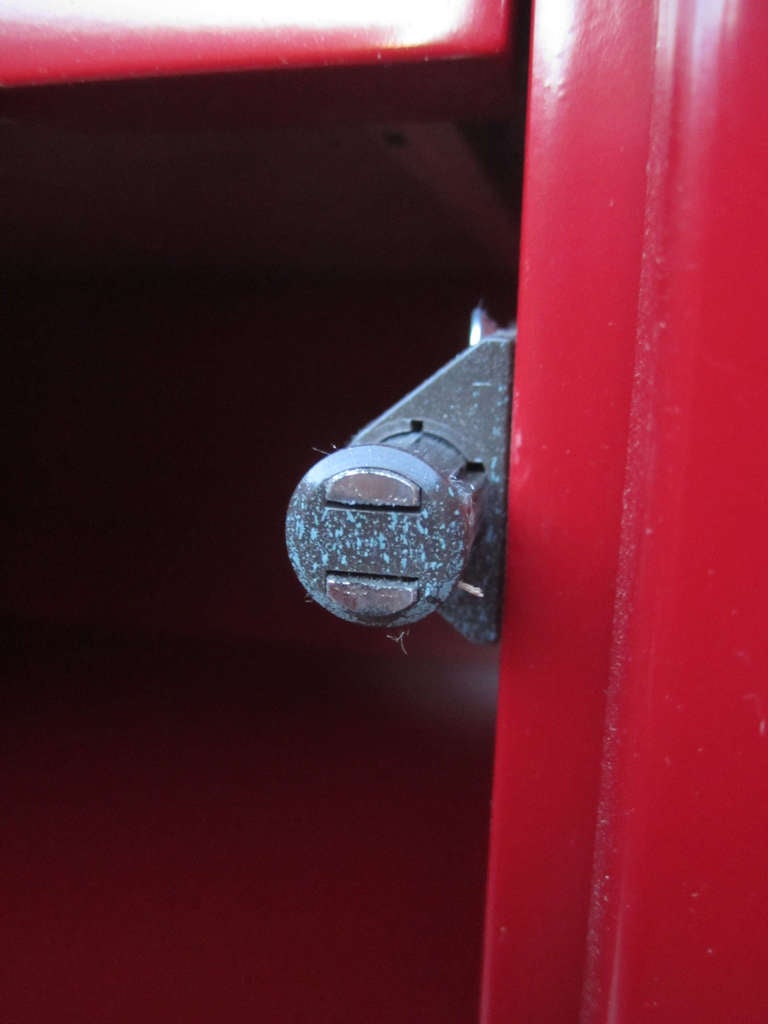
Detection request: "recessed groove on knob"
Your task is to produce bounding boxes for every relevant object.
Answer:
[325,574,419,617]
[325,468,421,509]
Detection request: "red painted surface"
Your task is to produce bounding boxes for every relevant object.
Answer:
[1,626,498,1024]
[583,3,768,1020]
[484,0,768,1021]
[0,0,511,86]
[12,0,768,1018]
[481,1,652,1017]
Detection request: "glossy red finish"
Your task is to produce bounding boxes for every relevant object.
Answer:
[0,0,510,87]
[583,3,768,1020]
[481,1,651,1017]
[484,0,768,1021]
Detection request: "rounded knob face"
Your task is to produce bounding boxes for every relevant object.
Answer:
[285,444,476,626]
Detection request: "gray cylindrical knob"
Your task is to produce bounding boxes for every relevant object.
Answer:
[285,437,485,627]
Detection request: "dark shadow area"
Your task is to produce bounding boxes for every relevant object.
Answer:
[1,24,529,1019]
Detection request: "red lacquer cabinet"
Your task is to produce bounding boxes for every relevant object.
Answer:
[2,1,768,1021]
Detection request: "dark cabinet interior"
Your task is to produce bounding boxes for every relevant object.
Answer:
[2,51,526,1021]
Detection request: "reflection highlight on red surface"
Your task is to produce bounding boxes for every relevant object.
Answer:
[7,0,467,38]
[0,0,511,85]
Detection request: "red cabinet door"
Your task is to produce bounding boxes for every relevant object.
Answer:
[483,2,768,1021]
[4,1,768,1021]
